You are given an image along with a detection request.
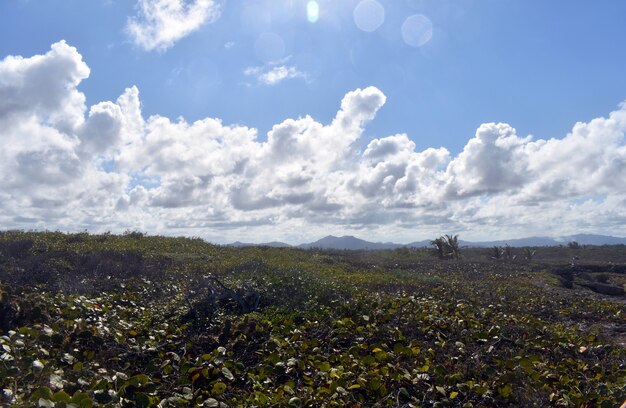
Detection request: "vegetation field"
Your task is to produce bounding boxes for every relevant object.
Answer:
[1,231,625,407]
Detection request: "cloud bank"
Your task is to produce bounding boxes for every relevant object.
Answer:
[127,0,220,51]
[2,42,626,243]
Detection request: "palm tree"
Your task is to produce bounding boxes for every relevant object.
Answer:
[490,244,516,262]
[430,237,448,259]
[445,234,460,260]
[490,246,503,260]
[431,234,461,259]
[523,248,536,262]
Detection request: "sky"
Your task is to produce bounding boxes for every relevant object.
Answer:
[1,0,626,244]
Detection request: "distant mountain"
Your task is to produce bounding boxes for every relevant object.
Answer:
[227,241,291,248]
[405,240,432,248]
[564,234,626,246]
[403,238,561,249]
[262,241,293,248]
[227,234,626,250]
[298,235,402,250]
[463,234,626,248]
[460,237,560,248]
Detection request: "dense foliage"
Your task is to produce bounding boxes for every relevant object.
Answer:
[0,231,625,407]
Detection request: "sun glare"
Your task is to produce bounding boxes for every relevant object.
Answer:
[307,1,319,23]
[353,0,385,32]
[401,14,433,47]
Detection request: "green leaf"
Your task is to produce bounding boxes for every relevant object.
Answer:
[474,386,488,396]
[71,391,90,403]
[203,398,219,407]
[49,374,63,390]
[131,374,150,385]
[142,382,159,394]
[38,399,55,408]
[288,397,302,407]
[318,362,331,372]
[369,377,381,391]
[374,350,389,361]
[133,393,150,407]
[519,358,533,370]
[52,390,72,403]
[222,367,234,381]
[32,360,45,372]
[498,385,512,398]
[212,381,227,395]
[30,387,53,402]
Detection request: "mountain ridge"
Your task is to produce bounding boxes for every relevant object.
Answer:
[227,233,626,250]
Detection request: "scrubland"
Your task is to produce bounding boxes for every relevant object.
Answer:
[1,231,624,407]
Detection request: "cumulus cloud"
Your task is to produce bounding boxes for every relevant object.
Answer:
[0,42,130,231]
[244,65,307,86]
[2,42,626,243]
[0,40,89,131]
[127,0,220,51]
[443,123,531,198]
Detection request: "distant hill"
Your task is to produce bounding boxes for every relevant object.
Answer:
[227,234,626,250]
[405,240,432,248]
[227,241,292,248]
[565,234,626,246]
[451,235,626,248]
[462,234,626,248]
[410,235,626,248]
[298,235,402,250]
[459,237,560,248]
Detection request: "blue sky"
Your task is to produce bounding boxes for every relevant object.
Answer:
[1,1,626,243]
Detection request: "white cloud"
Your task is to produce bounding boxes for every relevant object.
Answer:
[244,65,307,86]
[443,123,531,198]
[2,42,626,243]
[127,0,220,51]
[0,40,89,132]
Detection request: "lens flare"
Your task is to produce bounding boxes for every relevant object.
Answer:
[401,14,433,47]
[353,0,385,33]
[254,32,285,62]
[307,1,319,23]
